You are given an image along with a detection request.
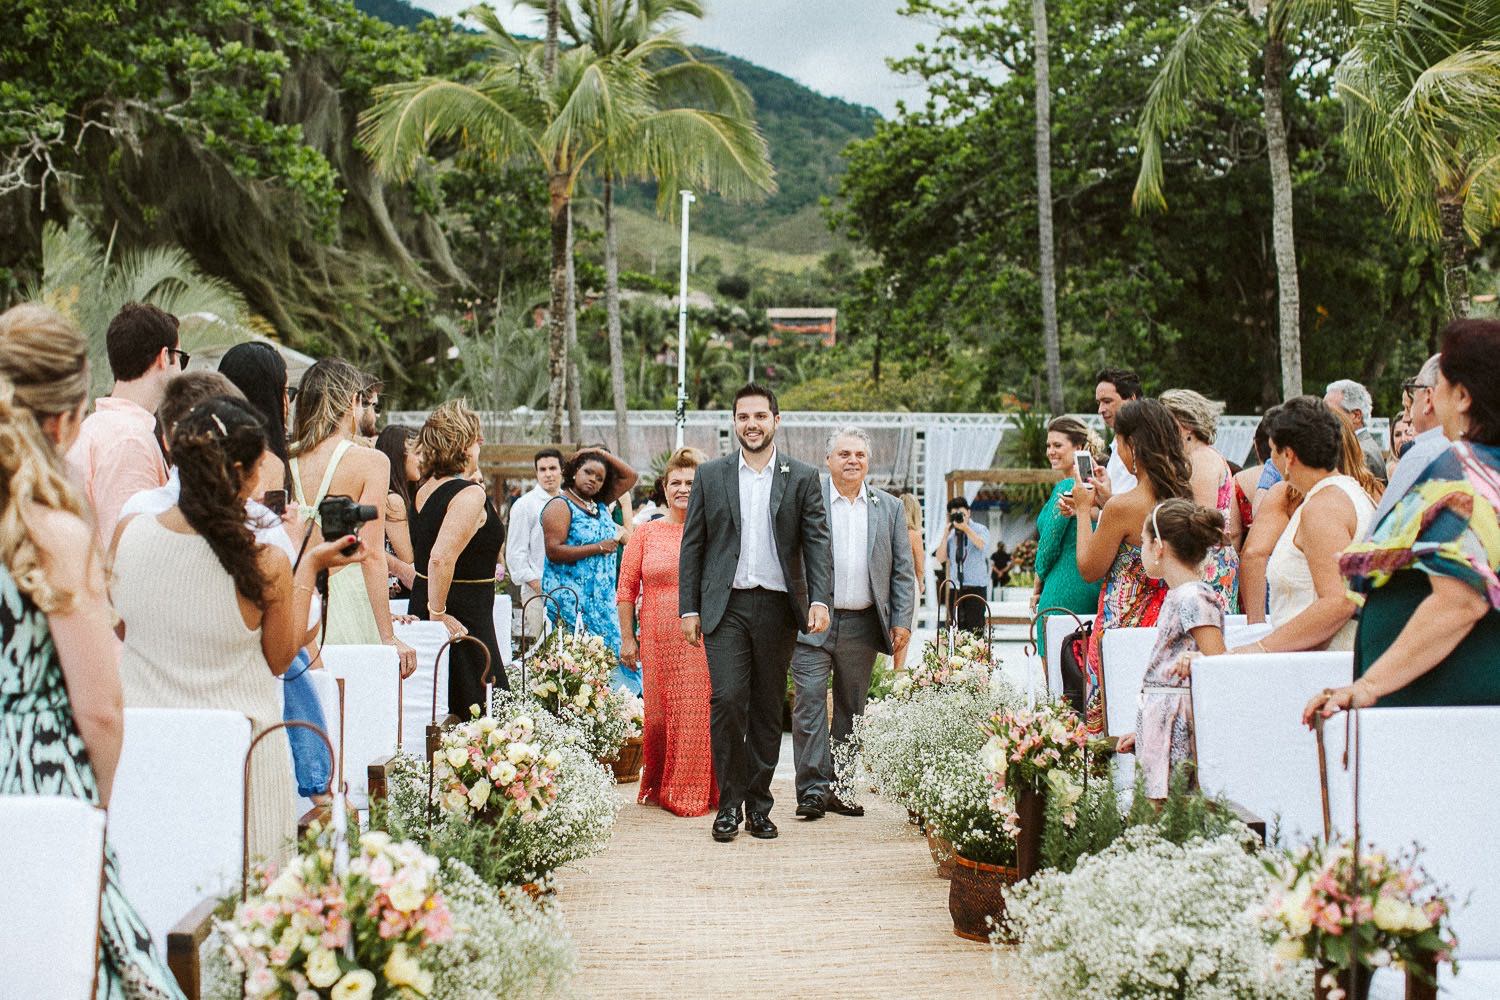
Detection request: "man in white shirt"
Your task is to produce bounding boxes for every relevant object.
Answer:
[1095,367,1142,495]
[1370,355,1450,532]
[679,383,832,843]
[789,428,915,820]
[505,448,564,643]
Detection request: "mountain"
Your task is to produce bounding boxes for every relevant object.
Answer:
[354,0,878,264]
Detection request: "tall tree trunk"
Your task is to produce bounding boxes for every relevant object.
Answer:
[1262,34,1303,400]
[544,0,559,80]
[604,177,630,454]
[1032,0,1063,415]
[546,180,570,441]
[564,203,583,442]
[1438,193,1470,318]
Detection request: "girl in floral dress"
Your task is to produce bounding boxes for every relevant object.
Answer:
[1116,499,1228,799]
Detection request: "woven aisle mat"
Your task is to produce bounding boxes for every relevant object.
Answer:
[554,743,1025,999]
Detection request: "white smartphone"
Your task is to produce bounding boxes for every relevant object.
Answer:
[1074,450,1095,485]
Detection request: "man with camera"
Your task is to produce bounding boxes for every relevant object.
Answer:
[940,496,990,633]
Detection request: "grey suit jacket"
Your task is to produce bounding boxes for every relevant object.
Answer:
[678,451,834,635]
[796,481,916,655]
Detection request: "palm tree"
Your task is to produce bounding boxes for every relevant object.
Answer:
[1133,0,1339,400]
[524,0,775,451]
[1032,0,1062,413]
[682,324,739,409]
[1335,0,1500,317]
[360,7,655,439]
[437,288,552,416]
[27,220,251,396]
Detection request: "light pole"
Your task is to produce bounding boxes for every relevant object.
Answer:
[675,189,695,448]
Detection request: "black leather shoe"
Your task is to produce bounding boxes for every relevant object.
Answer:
[795,796,826,820]
[711,809,739,842]
[746,811,778,839]
[826,795,865,817]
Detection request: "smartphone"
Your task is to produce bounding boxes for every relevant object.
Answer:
[263,489,288,516]
[1073,451,1095,486]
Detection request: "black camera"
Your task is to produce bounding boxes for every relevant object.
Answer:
[319,495,377,555]
[950,510,965,524]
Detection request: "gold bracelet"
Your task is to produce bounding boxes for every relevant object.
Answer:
[431,608,447,616]
[1254,640,1268,653]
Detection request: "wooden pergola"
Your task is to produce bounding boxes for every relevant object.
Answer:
[944,468,1064,503]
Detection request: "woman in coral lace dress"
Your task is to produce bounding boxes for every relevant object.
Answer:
[617,447,719,817]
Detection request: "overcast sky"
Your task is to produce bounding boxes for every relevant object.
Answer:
[416,0,940,116]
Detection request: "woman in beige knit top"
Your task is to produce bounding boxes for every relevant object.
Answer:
[111,395,363,862]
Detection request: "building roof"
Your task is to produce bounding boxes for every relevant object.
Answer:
[766,307,838,319]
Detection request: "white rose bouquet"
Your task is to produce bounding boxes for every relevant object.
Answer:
[617,688,644,741]
[892,630,994,699]
[1261,838,1457,991]
[216,829,453,1000]
[529,628,633,760]
[432,708,560,823]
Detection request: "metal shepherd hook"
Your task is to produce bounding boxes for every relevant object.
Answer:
[241,721,337,901]
[425,634,493,828]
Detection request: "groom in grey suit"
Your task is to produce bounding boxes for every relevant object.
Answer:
[790,426,915,819]
[679,384,834,843]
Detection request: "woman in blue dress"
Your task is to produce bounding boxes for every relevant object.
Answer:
[542,448,639,654]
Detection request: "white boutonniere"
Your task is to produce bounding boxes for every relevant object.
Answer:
[779,462,790,474]
[866,486,879,506]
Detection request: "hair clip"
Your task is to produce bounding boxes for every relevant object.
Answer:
[211,414,228,437]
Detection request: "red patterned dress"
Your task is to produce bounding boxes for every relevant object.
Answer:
[617,518,719,816]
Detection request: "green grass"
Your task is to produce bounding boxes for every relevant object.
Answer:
[609,204,834,277]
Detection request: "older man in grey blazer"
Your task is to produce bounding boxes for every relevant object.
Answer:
[790,427,915,820]
[680,384,833,843]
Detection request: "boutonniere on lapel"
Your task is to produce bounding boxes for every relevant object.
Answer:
[779,462,790,474]
[865,487,879,506]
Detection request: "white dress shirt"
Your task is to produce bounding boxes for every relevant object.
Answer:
[1107,441,1138,495]
[829,488,873,610]
[506,484,553,588]
[732,448,786,592]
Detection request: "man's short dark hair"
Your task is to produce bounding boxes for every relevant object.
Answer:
[732,382,779,417]
[533,447,563,468]
[1094,367,1142,400]
[947,496,971,512]
[106,302,179,381]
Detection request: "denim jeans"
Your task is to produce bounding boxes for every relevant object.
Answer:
[281,650,332,797]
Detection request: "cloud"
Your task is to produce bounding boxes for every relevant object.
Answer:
[414,0,939,116]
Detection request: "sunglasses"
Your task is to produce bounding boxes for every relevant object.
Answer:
[1402,378,1432,395]
[168,348,191,369]
[286,385,298,403]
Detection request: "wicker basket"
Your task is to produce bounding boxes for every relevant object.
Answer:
[925,828,956,879]
[610,735,644,783]
[948,852,1019,941]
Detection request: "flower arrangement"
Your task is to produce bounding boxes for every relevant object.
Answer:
[617,689,644,741]
[915,745,1016,867]
[1261,839,1457,990]
[891,630,994,699]
[1004,827,1306,1000]
[431,708,560,823]
[978,700,1092,838]
[216,829,453,1000]
[529,627,634,760]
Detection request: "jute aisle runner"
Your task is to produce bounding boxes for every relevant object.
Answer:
[555,743,1024,999]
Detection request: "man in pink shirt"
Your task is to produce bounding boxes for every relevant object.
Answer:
[67,302,182,549]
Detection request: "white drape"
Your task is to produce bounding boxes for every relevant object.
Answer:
[922,425,1005,606]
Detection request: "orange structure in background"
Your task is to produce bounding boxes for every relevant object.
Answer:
[766,307,838,348]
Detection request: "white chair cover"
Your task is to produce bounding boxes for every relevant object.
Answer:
[0,795,106,999]
[1190,651,1351,841]
[1101,628,1158,795]
[492,594,513,668]
[394,620,451,748]
[319,645,401,809]
[111,708,250,945]
[1325,707,1500,973]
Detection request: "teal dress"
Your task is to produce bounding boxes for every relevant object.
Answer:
[0,565,186,1000]
[1032,478,1103,648]
[542,494,623,655]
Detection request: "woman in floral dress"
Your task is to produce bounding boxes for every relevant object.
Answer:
[0,304,184,1000]
[542,448,639,655]
[617,448,719,817]
[1072,399,1196,734]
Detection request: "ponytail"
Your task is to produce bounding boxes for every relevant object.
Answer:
[171,397,270,606]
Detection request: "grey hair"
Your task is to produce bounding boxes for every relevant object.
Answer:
[1159,388,1225,445]
[1326,379,1373,418]
[826,425,872,456]
[1416,353,1442,387]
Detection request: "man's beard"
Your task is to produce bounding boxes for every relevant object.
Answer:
[360,416,376,437]
[735,427,774,454]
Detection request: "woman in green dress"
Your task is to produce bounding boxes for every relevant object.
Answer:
[0,304,185,1000]
[1306,319,1500,719]
[1031,417,1106,648]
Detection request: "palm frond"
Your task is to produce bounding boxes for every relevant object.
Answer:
[644,50,755,117]
[1132,0,1258,213]
[630,108,775,208]
[359,77,542,181]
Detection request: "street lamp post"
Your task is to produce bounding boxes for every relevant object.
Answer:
[675,189,695,448]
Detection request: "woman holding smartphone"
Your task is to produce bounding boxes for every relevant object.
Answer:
[1030,417,1105,648]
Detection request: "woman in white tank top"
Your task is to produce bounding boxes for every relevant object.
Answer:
[112,397,365,862]
[1231,397,1376,654]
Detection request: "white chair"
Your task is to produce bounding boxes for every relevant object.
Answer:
[318,645,401,810]
[1101,628,1159,795]
[1324,707,1500,1000]
[492,593,514,669]
[110,709,249,948]
[1042,611,1094,700]
[0,795,106,1000]
[394,620,451,748]
[1190,651,1352,842]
